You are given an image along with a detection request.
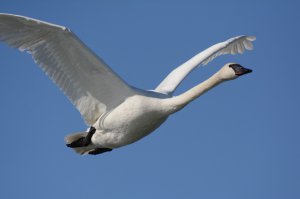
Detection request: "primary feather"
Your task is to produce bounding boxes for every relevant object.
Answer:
[0,13,135,125]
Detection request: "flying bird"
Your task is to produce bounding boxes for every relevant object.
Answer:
[0,13,255,155]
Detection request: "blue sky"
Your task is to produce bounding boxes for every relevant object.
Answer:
[1,1,300,199]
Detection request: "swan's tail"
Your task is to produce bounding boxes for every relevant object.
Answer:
[65,132,88,144]
[65,132,95,155]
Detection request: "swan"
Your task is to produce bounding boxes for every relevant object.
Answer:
[0,13,255,155]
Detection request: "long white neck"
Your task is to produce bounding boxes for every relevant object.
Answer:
[164,71,225,113]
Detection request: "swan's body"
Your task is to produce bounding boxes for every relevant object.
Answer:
[0,13,255,155]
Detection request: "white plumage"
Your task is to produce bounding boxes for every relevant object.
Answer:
[0,13,134,125]
[155,35,255,94]
[0,13,255,155]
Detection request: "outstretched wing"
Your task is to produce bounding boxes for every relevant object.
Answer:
[155,35,256,95]
[0,13,135,125]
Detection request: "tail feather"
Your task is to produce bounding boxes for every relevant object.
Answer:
[65,132,88,144]
[65,132,95,155]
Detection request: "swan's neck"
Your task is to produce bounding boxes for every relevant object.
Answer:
[165,71,224,113]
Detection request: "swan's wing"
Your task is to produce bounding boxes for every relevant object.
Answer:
[0,13,135,125]
[155,35,256,95]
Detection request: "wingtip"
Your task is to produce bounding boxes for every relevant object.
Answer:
[247,36,256,41]
[0,13,68,32]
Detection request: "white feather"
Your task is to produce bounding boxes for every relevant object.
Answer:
[0,13,135,125]
[155,35,256,94]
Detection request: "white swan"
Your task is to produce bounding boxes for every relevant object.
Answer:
[0,13,255,155]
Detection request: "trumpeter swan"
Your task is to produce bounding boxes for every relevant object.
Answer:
[0,13,255,155]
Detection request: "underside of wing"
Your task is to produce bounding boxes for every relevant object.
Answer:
[201,35,256,65]
[0,13,135,125]
[155,35,256,95]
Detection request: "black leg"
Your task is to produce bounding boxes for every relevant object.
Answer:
[66,126,96,148]
[88,148,113,155]
[85,126,96,144]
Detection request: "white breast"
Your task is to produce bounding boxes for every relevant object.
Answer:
[92,94,169,148]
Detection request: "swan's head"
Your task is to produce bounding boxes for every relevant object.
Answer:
[218,63,252,80]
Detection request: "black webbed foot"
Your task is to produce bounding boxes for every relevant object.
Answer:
[88,148,112,155]
[66,137,87,148]
[66,126,96,148]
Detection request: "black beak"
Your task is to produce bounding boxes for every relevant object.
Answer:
[229,64,253,76]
